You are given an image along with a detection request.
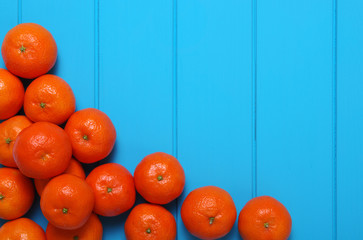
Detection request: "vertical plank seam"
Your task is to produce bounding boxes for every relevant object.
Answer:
[252,0,257,198]
[172,0,178,159]
[17,0,22,24]
[94,0,100,110]
[332,0,337,238]
[172,0,179,238]
[94,0,102,169]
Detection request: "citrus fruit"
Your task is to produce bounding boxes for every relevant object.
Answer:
[86,163,135,217]
[134,152,185,204]
[238,196,292,240]
[40,174,95,230]
[0,115,32,167]
[125,203,176,240]
[0,68,24,120]
[46,213,103,240]
[13,121,72,179]
[24,74,76,125]
[181,186,237,240]
[64,108,116,163]
[0,218,46,239]
[1,23,57,79]
[34,157,85,196]
[0,168,34,220]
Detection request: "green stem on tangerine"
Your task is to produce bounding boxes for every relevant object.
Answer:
[5,138,12,144]
[107,187,112,193]
[83,135,88,140]
[62,208,68,214]
[146,228,151,234]
[20,45,26,53]
[209,217,215,225]
[40,102,46,108]
[73,236,79,240]
[264,222,269,228]
[157,175,163,181]
[0,194,4,200]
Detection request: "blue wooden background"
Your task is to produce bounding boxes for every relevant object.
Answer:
[0,0,362,239]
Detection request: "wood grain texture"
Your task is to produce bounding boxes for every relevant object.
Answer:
[256,0,333,239]
[337,0,363,239]
[176,0,252,239]
[99,0,173,238]
[22,0,95,110]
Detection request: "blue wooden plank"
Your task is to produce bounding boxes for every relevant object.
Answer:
[256,1,333,239]
[177,0,252,239]
[22,0,95,110]
[337,0,363,239]
[99,0,173,239]
[19,0,95,230]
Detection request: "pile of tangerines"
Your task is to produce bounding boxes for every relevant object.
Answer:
[0,23,292,240]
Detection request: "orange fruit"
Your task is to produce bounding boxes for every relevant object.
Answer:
[64,108,116,163]
[0,115,32,167]
[0,168,34,220]
[0,68,24,120]
[46,213,103,240]
[86,163,135,217]
[0,218,46,239]
[13,121,72,179]
[134,152,185,204]
[1,23,57,79]
[181,186,237,240]
[125,203,176,240]
[40,174,95,230]
[24,74,76,125]
[34,157,85,196]
[238,196,292,240]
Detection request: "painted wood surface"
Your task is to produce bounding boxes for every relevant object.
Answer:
[0,0,362,239]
